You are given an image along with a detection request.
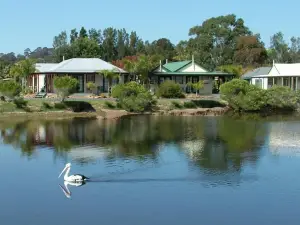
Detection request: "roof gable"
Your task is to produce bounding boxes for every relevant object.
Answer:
[273,63,300,75]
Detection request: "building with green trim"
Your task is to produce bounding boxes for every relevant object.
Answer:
[149,58,234,95]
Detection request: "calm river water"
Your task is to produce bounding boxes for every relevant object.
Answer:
[1,115,300,225]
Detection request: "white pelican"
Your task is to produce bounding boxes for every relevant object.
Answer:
[59,180,86,199]
[58,163,89,182]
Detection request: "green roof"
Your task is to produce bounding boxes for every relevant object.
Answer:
[163,60,192,72]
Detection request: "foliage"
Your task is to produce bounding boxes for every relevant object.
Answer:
[112,81,156,112]
[220,79,300,112]
[13,97,28,109]
[2,15,300,75]
[86,82,96,92]
[9,59,37,87]
[53,76,78,102]
[42,102,53,109]
[187,81,204,95]
[54,102,67,109]
[266,85,299,110]
[171,101,184,109]
[0,80,22,100]
[183,101,197,108]
[104,101,116,109]
[98,69,120,96]
[157,80,185,98]
[217,65,244,77]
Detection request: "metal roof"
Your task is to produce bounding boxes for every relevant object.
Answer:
[152,72,232,76]
[163,60,192,72]
[37,58,127,74]
[35,63,58,72]
[241,67,271,79]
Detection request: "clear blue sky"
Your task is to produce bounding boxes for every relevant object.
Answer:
[1,0,299,54]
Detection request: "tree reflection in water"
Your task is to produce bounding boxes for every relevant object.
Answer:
[0,115,268,174]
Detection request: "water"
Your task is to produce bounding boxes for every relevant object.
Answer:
[1,115,300,225]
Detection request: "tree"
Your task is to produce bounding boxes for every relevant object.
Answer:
[69,37,101,58]
[53,76,79,102]
[0,80,22,101]
[269,32,291,63]
[79,27,88,38]
[188,14,252,70]
[217,65,244,77]
[86,82,96,93]
[9,59,37,87]
[233,36,268,66]
[98,69,120,96]
[187,80,204,96]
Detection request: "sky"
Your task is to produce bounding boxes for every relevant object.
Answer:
[1,0,299,54]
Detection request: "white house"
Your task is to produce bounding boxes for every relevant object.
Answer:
[241,62,300,90]
[28,58,128,94]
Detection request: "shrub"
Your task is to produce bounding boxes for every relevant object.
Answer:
[0,80,22,100]
[112,81,156,112]
[104,101,116,109]
[42,102,53,109]
[13,97,28,109]
[171,101,183,109]
[220,79,299,112]
[53,76,78,102]
[266,85,299,110]
[183,101,197,108]
[157,80,185,98]
[86,82,96,93]
[54,102,67,110]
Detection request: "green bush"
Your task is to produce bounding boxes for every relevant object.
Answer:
[183,101,197,108]
[192,100,226,108]
[112,81,156,112]
[266,85,299,110]
[54,102,67,110]
[104,101,116,109]
[157,80,185,98]
[13,97,28,109]
[0,80,22,100]
[220,79,300,112]
[42,102,53,109]
[53,76,78,102]
[171,101,183,109]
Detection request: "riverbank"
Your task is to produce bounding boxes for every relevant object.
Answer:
[0,98,230,120]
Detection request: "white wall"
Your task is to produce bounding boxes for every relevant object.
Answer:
[181,64,207,72]
[39,74,45,92]
[250,78,268,89]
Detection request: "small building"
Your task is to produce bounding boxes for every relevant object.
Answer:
[241,62,300,90]
[149,58,233,95]
[28,58,128,94]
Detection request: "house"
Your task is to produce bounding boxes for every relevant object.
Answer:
[28,58,128,94]
[241,62,300,90]
[149,57,234,95]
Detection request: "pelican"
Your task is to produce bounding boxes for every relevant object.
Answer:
[58,163,89,182]
[59,180,86,199]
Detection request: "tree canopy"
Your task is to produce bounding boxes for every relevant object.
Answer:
[2,13,300,79]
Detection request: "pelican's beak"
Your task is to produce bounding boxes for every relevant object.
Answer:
[58,166,67,178]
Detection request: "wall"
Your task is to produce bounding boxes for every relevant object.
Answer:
[250,78,268,89]
[39,74,45,92]
[181,64,207,72]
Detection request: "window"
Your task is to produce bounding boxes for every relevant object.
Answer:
[175,76,183,84]
[86,74,95,83]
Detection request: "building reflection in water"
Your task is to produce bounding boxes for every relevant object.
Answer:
[0,116,269,176]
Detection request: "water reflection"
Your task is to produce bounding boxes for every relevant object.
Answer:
[59,181,86,199]
[0,116,268,173]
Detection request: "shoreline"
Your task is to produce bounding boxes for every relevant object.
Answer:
[0,107,230,120]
